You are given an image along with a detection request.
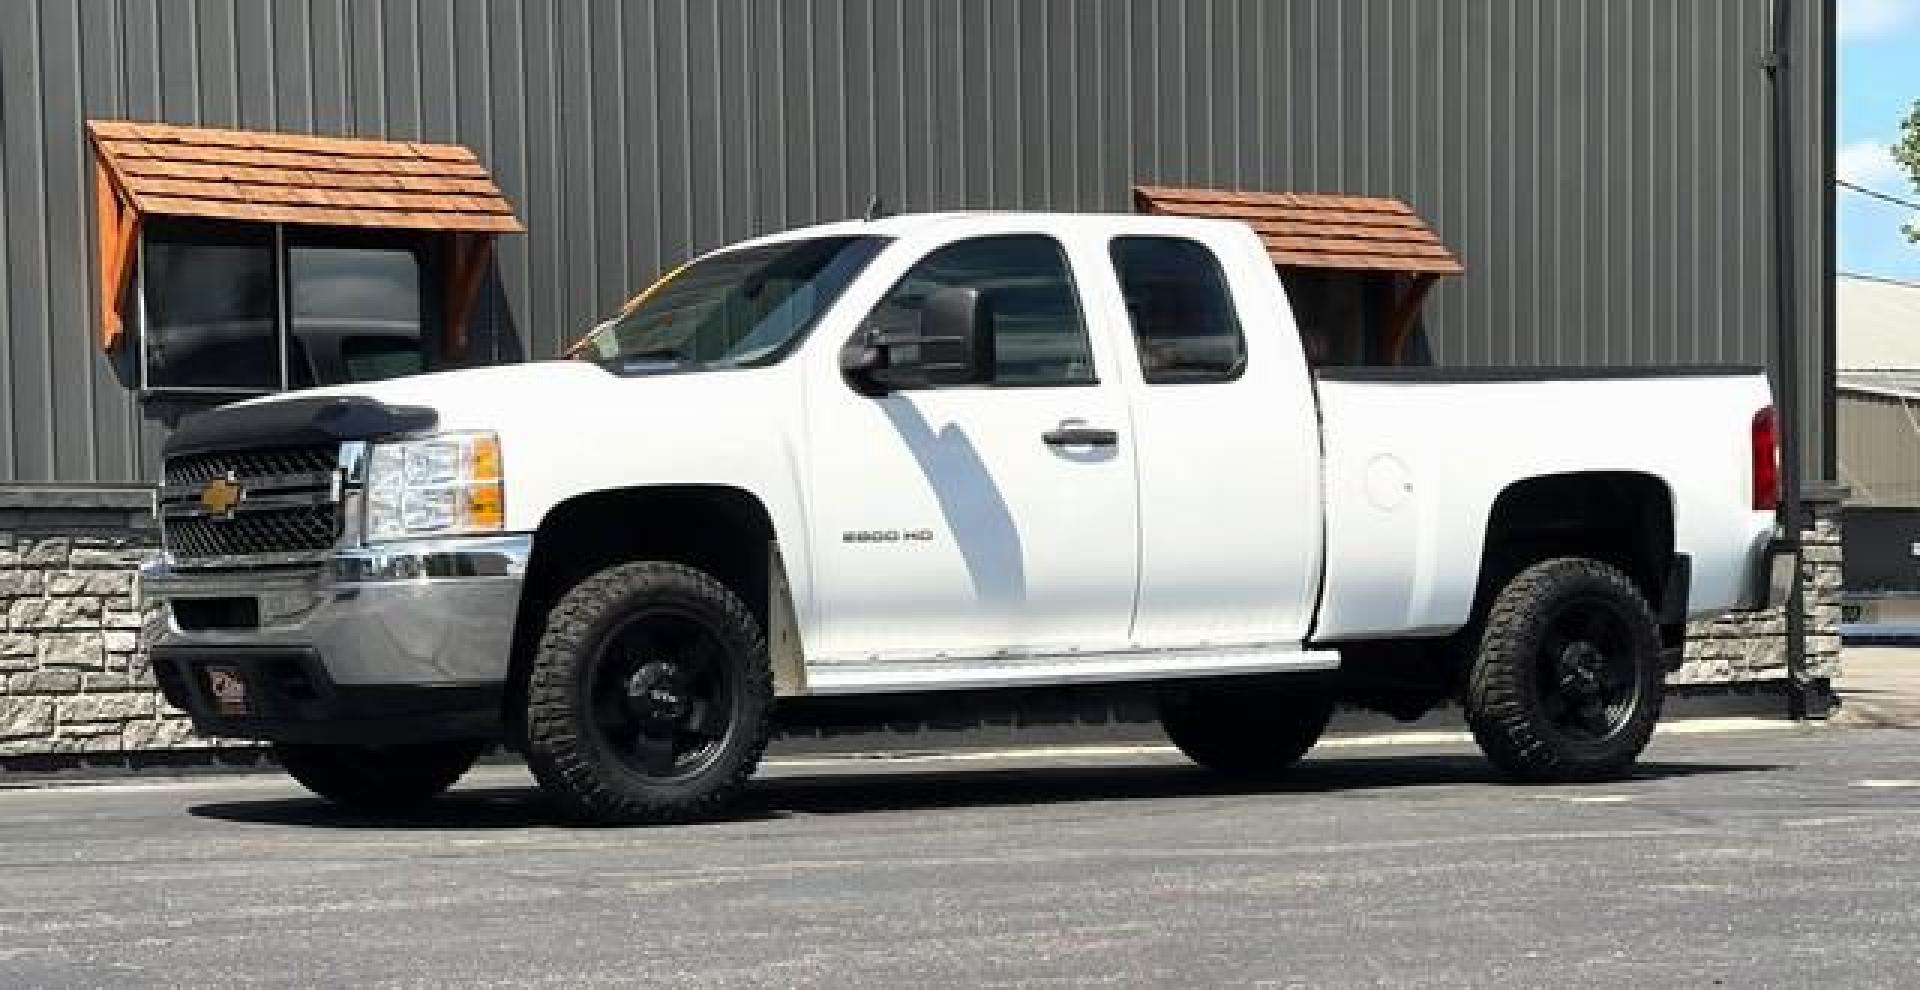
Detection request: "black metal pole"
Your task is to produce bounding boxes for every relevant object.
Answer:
[1766,0,1811,719]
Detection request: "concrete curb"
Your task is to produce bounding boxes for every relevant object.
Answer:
[1832,701,1920,729]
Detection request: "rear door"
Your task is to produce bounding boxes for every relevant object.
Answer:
[803,232,1141,662]
[1097,229,1324,647]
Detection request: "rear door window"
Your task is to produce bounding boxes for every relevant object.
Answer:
[1110,236,1247,383]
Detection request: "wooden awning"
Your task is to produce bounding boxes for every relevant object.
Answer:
[1132,185,1463,276]
[87,119,523,352]
[1135,184,1461,365]
[88,120,521,232]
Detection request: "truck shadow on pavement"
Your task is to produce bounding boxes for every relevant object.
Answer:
[186,753,1780,830]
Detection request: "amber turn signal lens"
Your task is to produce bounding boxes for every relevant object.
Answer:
[464,481,505,531]
[467,434,504,482]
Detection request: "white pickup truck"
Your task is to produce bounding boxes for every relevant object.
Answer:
[142,212,1781,823]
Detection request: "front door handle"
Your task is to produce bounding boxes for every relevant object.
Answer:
[1042,423,1119,447]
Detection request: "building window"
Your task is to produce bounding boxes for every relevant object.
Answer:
[288,242,429,387]
[141,221,278,390]
[137,220,431,394]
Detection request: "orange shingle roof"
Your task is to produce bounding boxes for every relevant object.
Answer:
[1133,185,1463,276]
[87,120,523,234]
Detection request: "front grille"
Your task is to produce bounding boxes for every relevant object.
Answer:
[166,446,339,485]
[161,445,343,560]
[165,506,340,558]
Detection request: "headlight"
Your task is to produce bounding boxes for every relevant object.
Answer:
[364,432,505,542]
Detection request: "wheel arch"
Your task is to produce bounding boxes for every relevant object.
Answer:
[503,484,790,734]
[1472,471,1678,621]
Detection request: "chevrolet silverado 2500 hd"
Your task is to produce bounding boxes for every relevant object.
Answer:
[141,212,1781,823]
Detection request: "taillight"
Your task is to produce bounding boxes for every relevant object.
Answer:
[1751,405,1780,511]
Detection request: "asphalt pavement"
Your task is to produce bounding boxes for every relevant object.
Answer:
[1837,646,1920,728]
[2,722,1917,988]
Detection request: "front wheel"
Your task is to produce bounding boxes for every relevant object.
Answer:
[1464,556,1665,782]
[522,561,774,825]
[274,740,483,810]
[1159,684,1335,779]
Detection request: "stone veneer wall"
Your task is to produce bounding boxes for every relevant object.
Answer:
[0,486,1846,768]
[1673,490,1846,690]
[0,489,251,765]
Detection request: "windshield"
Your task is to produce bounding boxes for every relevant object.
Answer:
[573,235,888,374]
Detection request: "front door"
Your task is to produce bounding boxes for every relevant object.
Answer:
[804,233,1139,663]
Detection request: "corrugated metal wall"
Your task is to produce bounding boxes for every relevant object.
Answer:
[0,0,1832,483]
[1839,390,1920,508]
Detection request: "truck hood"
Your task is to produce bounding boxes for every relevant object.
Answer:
[168,359,779,461]
[179,359,801,532]
[247,360,623,433]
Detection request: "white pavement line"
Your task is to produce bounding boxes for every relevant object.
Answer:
[1655,717,1797,735]
[0,775,298,797]
[1322,730,1473,747]
[1850,779,1920,789]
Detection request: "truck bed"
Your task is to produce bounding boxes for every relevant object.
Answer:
[1309,365,1776,642]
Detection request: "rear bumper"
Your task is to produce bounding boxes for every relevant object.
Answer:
[140,535,529,743]
[1737,536,1799,612]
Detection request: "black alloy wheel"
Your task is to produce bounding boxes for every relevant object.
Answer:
[1531,594,1643,743]
[586,607,737,781]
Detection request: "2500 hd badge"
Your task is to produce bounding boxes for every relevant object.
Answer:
[841,528,935,544]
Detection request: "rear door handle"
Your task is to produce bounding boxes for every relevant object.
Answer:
[1042,423,1119,447]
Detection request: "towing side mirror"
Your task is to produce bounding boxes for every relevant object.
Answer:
[841,287,994,396]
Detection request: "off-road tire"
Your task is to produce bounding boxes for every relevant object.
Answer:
[274,740,482,810]
[1159,685,1336,779]
[522,561,773,825]
[1464,556,1664,782]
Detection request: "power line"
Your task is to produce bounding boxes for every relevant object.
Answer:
[1839,178,1920,212]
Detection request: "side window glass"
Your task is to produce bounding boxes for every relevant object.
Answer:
[1110,236,1247,383]
[869,235,1095,386]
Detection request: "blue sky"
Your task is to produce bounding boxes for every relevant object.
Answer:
[1838,0,1920,282]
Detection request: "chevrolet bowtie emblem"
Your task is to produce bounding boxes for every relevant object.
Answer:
[198,476,245,519]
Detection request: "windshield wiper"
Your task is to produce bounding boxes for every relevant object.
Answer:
[622,347,690,362]
[609,347,698,372]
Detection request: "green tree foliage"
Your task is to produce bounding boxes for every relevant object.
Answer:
[1893,99,1920,242]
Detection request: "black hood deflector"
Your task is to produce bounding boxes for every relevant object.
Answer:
[163,395,438,458]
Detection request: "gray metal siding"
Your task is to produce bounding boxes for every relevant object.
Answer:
[1839,391,1920,508]
[0,0,1832,483]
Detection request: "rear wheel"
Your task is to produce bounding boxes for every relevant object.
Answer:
[274,740,482,810]
[1464,556,1664,782]
[1159,684,1335,779]
[522,561,774,824]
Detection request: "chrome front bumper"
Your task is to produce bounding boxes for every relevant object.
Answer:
[140,534,531,686]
